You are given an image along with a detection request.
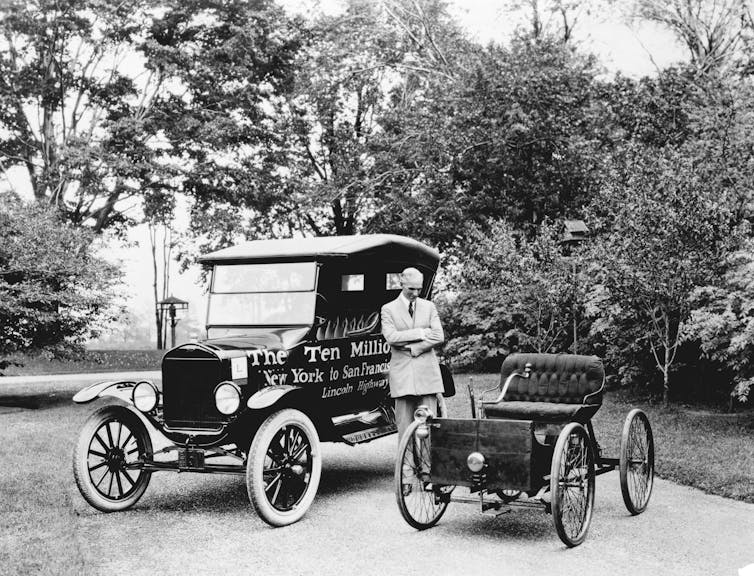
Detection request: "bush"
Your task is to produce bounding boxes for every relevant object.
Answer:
[0,193,124,374]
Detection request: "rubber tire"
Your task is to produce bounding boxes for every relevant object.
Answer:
[620,408,655,515]
[72,405,152,512]
[395,419,450,530]
[247,409,322,527]
[550,422,595,547]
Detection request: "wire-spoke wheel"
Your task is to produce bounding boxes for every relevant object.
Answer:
[395,419,452,530]
[72,406,152,512]
[620,409,654,515]
[247,409,321,527]
[550,422,595,547]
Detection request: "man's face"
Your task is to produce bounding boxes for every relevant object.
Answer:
[401,278,423,302]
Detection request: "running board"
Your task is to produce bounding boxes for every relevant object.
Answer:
[341,424,397,445]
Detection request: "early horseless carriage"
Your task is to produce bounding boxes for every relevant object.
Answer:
[72,234,452,526]
[395,353,654,547]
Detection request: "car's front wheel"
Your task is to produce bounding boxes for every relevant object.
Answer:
[247,409,322,527]
[72,405,153,512]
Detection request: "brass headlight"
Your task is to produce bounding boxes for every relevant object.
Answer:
[467,451,486,473]
[214,381,242,415]
[132,381,158,413]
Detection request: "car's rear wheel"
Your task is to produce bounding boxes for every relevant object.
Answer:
[72,405,153,512]
[247,409,322,527]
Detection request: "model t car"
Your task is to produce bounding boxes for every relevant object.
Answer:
[395,353,654,547]
[72,234,449,526]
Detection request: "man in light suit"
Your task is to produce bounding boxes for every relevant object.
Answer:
[381,267,445,440]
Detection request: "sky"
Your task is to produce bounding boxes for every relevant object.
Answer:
[446,1,685,76]
[6,1,690,348]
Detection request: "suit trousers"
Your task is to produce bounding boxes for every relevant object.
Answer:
[394,394,438,441]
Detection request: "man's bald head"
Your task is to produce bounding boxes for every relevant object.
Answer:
[400,267,423,301]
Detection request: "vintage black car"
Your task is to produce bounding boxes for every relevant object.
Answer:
[72,234,450,526]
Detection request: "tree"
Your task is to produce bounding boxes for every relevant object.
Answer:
[630,0,754,73]
[438,220,581,370]
[372,37,608,248]
[0,0,172,233]
[586,145,744,404]
[0,192,123,373]
[148,0,471,252]
[506,0,613,45]
[683,244,754,406]
[140,0,303,251]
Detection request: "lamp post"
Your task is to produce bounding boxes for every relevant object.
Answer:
[561,220,589,354]
[157,295,189,349]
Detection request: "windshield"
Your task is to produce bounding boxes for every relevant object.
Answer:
[208,262,317,326]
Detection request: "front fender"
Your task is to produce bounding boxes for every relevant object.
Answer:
[247,385,304,410]
[72,380,145,404]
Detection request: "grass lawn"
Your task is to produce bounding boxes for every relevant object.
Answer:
[449,373,754,504]
[1,349,165,376]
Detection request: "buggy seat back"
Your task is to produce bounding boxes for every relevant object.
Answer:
[483,353,605,423]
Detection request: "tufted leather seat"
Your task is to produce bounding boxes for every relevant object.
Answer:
[483,353,605,423]
[316,312,380,340]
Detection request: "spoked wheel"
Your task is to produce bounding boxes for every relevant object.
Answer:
[72,406,153,512]
[620,409,654,515]
[247,409,321,527]
[550,422,595,547]
[395,418,452,530]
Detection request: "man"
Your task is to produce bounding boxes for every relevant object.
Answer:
[381,267,445,440]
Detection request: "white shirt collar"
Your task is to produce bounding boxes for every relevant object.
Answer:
[398,293,414,310]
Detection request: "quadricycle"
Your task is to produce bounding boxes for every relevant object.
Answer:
[394,353,654,547]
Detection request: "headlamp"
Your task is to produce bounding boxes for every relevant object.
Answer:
[132,381,158,413]
[214,381,242,415]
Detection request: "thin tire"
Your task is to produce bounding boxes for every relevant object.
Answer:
[550,422,595,547]
[620,409,654,515]
[395,419,451,530]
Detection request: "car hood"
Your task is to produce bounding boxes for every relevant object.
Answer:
[200,327,309,353]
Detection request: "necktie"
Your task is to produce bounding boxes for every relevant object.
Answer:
[408,301,414,317]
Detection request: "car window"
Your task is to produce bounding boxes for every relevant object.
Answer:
[213,262,317,293]
[386,273,402,290]
[208,292,316,326]
[341,274,364,291]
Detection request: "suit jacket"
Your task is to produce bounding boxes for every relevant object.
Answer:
[381,296,445,397]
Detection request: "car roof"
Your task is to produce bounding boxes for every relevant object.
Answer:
[198,234,440,266]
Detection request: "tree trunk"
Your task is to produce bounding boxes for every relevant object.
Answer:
[663,340,670,406]
[149,226,163,350]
